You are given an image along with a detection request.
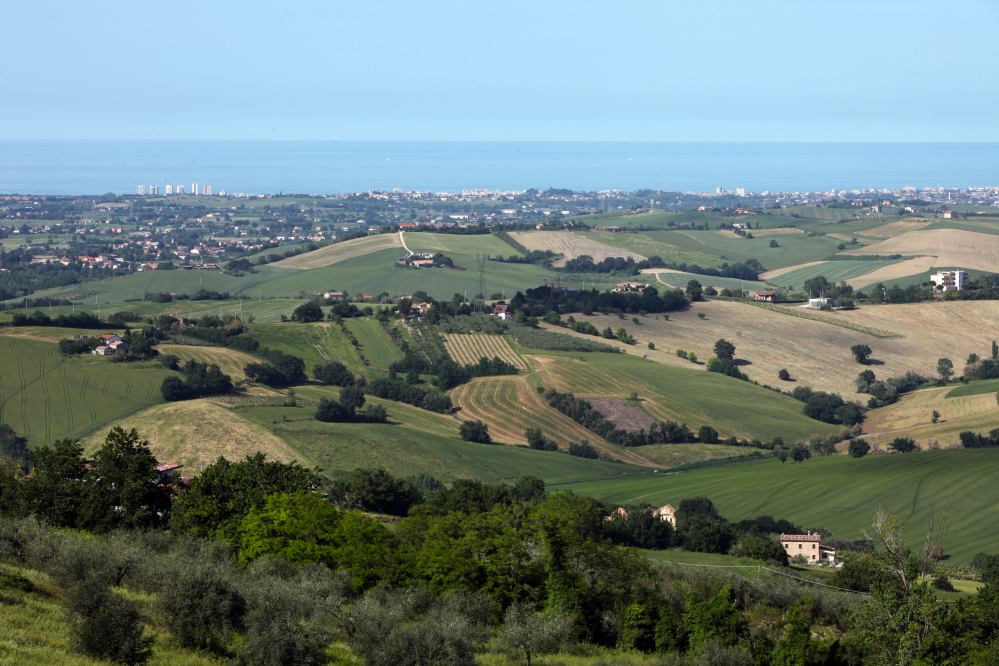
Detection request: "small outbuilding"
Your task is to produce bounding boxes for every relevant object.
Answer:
[754,290,776,302]
[807,298,835,309]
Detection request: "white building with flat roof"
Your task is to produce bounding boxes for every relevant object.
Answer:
[204,185,212,196]
[177,185,185,195]
[931,270,968,292]
[165,184,174,195]
[137,185,145,195]
[192,183,199,196]
[150,185,159,195]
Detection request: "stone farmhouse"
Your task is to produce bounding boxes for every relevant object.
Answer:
[780,532,836,563]
[92,334,130,356]
[323,291,347,301]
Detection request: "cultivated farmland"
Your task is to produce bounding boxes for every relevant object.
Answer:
[342,317,404,369]
[157,344,259,380]
[558,449,999,563]
[449,374,655,466]
[762,259,902,289]
[841,228,999,273]
[643,269,763,291]
[270,233,402,269]
[0,335,172,445]
[508,231,647,265]
[442,333,527,369]
[861,386,999,448]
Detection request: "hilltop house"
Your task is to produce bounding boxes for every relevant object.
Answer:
[614,281,647,292]
[155,462,184,485]
[493,304,511,320]
[780,532,836,563]
[652,504,676,527]
[754,291,776,302]
[324,291,347,301]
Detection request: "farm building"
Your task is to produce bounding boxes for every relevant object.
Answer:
[155,462,183,484]
[930,270,968,292]
[410,302,433,316]
[754,290,776,302]
[733,222,750,229]
[652,504,676,527]
[412,259,435,268]
[324,291,347,301]
[99,334,123,345]
[493,304,512,320]
[943,210,956,219]
[614,281,647,292]
[780,533,835,564]
[807,298,835,309]
[603,507,629,521]
[92,346,114,356]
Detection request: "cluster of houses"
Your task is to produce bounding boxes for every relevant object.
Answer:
[89,333,130,356]
[604,504,836,564]
[613,281,648,292]
[396,253,439,269]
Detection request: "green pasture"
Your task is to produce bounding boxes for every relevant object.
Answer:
[0,298,303,325]
[641,229,846,270]
[251,247,554,301]
[27,264,297,304]
[765,260,902,289]
[516,348,833,443]
[577,231,720,265]
[772,206,867,222]
[233,405,653,483]
[947,379,999,399]
[0,336,172,446]
[247,322,361,374]
[343,317,403,369]
[557,449,999,563]
[651,271,764,291]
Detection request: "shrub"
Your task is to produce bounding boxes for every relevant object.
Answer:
[291,301,324,322]
[158,568,245,650]
[314,361,355,387]
[851,344,873,364]
[66,577,153,666]
[932,575,956,592]
[779,369,791,381]
[459,420,491,444]
[848,439,871,458]
[568,440,599,459]
[316,398,351,423]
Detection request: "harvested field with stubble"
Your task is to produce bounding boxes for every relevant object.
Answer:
[840,228,999,273]
[862,218,935,237]
[449,374,656,466]
[509,231,646,266]
[845,256,938,289]
[443,333,527,369]
[269,233,402,269]
[78,400,309,471]
[158,344,259,380]
[568,300,999,401]
[860,386,999,449]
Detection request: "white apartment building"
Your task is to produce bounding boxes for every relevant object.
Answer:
[192,183,199,196]
[930,270,969,292]
[177,185,185,195]
[137,185,145,195]
[204,185,212,196]
[736,187,747,196]
[165,184,174,195]
[150,185,159,195]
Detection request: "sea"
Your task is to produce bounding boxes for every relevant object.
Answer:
[0,141,996,196]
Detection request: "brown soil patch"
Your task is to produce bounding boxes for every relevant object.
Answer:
[586,398,657,433]
[509,231,646,267]
[271,234,401,270]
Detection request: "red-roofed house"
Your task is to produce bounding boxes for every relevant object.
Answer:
[493,304,511,320]
[754,291,776,303]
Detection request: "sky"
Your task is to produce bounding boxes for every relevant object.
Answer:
[3,0,997,141]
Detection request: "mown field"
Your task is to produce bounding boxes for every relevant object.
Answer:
[0,298,312,326]
[560,449,999,564]
[645,269,762,291]
[520,349,830,443]
[0,335,172,446]
[861,386,999,447]
[442,333,526,369]
[342,317,404,370]
[270,232,401,269]
[640,228,846,271]
[764,259,902,289]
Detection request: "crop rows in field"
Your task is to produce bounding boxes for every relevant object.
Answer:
[764,260,899,288]
[449,375,655,466]
[443,334,527,369]
[649,270,761,290]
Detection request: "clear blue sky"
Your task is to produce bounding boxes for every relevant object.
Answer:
[4,0,996,141]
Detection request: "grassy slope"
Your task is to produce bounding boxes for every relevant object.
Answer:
[0,563,222,666]
[947,379,999,399]
[641,229,845,270]
[0,299,306,326]
[0,335,172,447]
[523,349,830,443]
[557,449,999,563]
[765,260,902,289]
[234,405,654,483]
[343,317,403,370]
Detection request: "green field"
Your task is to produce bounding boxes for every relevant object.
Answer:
[248,322,363,375]
[557,449,999,563]
[515,348,835,443]
[651,271,765,291]
[233,405,654,483]
[0,336,173,446]
[641,229,846,270]
[947,379,999,399]
[343,317,403,369]
[0,298,307,326]
[577,231,720,266]
[765,260,902,289]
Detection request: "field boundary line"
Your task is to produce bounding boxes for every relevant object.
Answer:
[652,560,868,594]
[736,301,901,338]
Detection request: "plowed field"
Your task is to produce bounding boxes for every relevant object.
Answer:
[271,234,402,269]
